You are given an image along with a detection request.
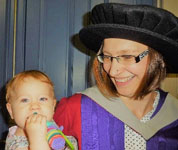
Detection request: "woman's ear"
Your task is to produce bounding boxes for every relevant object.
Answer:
[6,103,14,119]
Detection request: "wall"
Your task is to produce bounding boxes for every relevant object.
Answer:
[158,0,178,98]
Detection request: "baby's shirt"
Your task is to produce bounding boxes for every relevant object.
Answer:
[5,126,78,150]
[5,126,28,150]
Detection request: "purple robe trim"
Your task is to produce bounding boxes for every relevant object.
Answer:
[151,89,167,119]
[147,118,178,150]
[81,95,124,150]
[147,90,178,150]
[81,90,178,150]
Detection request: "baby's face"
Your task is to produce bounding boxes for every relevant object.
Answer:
[6,77,56,129]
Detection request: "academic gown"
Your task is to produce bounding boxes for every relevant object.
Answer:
[54,86,178,150]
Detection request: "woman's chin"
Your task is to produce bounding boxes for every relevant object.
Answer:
[117,89,136,99]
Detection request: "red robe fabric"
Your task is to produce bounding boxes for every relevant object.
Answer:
[53,94,82,150]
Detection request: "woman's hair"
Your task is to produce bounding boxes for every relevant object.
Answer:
[92,47,166,99]
[6,70,55,102]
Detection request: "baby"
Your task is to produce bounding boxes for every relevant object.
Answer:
[5,70,78,150]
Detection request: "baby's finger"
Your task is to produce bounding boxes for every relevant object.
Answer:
[40,116,47,125]
[32,114,39,122]
[35,114,43,124]
[27,113,39,123]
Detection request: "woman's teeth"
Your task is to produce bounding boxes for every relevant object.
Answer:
[116,76,134,82]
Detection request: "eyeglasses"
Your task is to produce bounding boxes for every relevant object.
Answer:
[97,50,149,65]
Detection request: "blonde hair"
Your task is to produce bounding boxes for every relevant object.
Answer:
[6,70,55,102]
[92,47,166,99]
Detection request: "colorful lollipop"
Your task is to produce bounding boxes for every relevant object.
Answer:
[46,121,65,150]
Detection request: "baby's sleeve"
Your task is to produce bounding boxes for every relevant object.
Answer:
[65,136,78,150]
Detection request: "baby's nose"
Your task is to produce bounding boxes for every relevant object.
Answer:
[30,102,40,110]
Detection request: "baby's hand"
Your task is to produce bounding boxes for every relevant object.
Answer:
[25,113,50,150]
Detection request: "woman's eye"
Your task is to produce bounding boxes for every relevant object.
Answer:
[40,97,48,101]
[122,55,134,59]
[21,98,29,103]
[103,55,111,60]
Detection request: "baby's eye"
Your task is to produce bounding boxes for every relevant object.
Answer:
[39,97,48,101]
[21,98,29,103]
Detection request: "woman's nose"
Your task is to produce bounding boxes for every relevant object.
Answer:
[109,59,124,77]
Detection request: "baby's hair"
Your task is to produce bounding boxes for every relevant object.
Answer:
[6,70,55,102]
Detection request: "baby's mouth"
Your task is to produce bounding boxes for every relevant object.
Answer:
[33,112,38,115]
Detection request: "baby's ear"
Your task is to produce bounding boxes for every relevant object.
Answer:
[53,99,57,109]
[6,103,14,119]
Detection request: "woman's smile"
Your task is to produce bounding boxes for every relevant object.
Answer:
[113,75,135,87]
[115,75,135,83]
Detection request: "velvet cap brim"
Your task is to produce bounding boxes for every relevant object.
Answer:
[79,3,178,73]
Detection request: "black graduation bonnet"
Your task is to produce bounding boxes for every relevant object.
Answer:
[79,3,178,73]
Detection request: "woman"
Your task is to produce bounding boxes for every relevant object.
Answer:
[54,3,178,150]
